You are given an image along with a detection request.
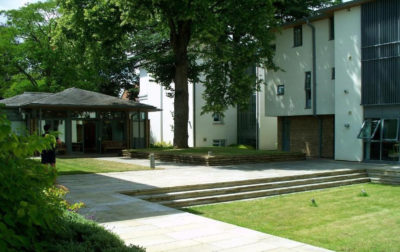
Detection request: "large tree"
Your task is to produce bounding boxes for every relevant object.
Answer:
[58,0,278,148]
[58,0,340,148]
[0,0,138,98]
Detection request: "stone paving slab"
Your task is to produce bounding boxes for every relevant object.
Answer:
[56,159,387,251]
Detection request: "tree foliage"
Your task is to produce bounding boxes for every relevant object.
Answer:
[2,0,341,147]
[0,0,138,98]
[274,0,342,22]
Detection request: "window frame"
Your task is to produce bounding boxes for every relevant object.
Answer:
[293,25,303,47]
[212,112,223,124]
[212,139,226,147]
[305,71,312,109]
[382,118,399,141]
[277,85,285,95]
[329,16,335,40]
[357,119,381,140]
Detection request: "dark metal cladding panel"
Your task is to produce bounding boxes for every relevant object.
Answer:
[237,93,257,148]
[361,0,400,105]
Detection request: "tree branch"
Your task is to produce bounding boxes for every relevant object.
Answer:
[14,64,38,87]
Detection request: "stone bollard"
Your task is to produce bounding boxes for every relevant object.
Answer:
[149,153,155,169]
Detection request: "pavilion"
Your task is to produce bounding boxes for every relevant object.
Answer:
[0,88,159,154]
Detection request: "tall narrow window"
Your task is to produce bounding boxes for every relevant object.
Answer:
[293,25,302,47]
[329,16,334,40]
[331,67,335,80]
[305,72,312,109]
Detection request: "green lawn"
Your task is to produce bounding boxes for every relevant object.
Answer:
[133,146,294,156]
[188,184,400,252]
[56,158,152,175]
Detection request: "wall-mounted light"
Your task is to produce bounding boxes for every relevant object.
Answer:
[348,55,352,60]
[344,89,349,94]
[348,110,352,115]
[344,123,350,128]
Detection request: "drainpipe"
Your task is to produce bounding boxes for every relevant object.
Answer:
[255,67,260,150]
[160,85,163,143]
[193,83,196,147]
[306,18,323,158]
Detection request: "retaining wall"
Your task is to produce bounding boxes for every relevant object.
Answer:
[122,150,306,166]
[367,168,400,185]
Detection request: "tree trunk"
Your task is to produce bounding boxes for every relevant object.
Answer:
[173,58,189,148]
[170,20,191,148]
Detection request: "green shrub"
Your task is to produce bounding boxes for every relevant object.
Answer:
[228,144,255,150]
[0,112,63,250]
[46,211,144,252]
[150,141,173,148]
[0,112,143,251]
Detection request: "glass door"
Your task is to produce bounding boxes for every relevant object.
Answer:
[359,118,400,162]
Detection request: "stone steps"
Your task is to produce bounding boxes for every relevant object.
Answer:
[161,177,370,208]
[122,169,366,196]
[124,169,370,208]
[141,173,367,202]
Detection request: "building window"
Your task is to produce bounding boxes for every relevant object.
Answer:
[305,72,312,109]
[212,113,223,124]
[213,139,226,147]
[277,85,285,95]
[358,119,381,140]
[293,25,302,47]
[329,16,334,40]
[331,67,335,80]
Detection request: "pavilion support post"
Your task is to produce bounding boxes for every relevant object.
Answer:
[66,111,72,154]
[125,111,130,150]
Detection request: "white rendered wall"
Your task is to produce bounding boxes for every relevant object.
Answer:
[194,83,238,147]
[334,7,363,161]
[139,69,194,147]
[258,68,278,150]
[265,18,335,116]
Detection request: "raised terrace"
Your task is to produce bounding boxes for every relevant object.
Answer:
[123,147,306,166]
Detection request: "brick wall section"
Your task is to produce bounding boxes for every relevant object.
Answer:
[321,116,334,158]
[277,119,283,151]
[278,115,334,158]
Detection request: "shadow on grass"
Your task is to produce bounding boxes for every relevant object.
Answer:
[181,208,205,216]
[58,170,93,175]
[57,153,120,159]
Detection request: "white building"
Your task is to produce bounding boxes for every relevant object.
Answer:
[139,68,277,149]
[265,0,400,162]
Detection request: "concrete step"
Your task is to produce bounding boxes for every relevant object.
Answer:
[121,169,366,196]
[140,173,368,202]
[160,177,371,208]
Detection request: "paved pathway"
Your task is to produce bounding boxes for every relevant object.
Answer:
[59,159,388,251]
